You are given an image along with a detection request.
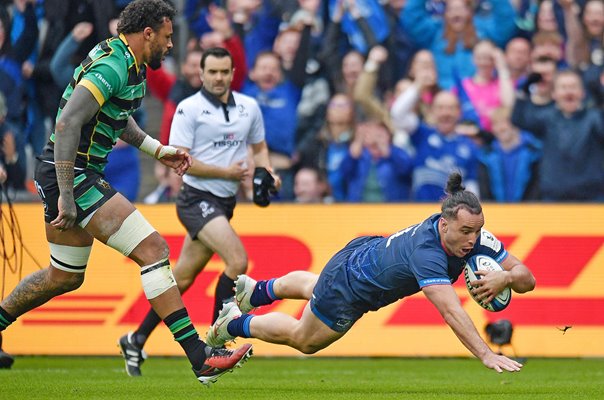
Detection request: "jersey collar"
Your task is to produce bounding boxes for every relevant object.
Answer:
[200,87,236,108]
[118,33,141,74]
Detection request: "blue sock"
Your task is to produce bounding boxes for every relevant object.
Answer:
[227,314,253,338]
[250,279,280,307]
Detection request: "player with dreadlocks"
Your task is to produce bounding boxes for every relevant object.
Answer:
[0,0,251,385]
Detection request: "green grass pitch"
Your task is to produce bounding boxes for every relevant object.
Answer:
[2,356,603,399]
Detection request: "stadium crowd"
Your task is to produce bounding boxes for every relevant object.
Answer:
[0,0,602,203]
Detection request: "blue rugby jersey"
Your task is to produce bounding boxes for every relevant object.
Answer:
[344,213,508,311]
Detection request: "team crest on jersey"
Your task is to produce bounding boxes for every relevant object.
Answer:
[238,104,248,117]
[96,177,111,190]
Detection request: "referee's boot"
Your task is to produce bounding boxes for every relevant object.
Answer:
[205,302,241,348]
[118,332,147,376]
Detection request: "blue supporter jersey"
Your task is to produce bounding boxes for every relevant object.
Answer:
[344,213,507,312]
[242,79,301,157]
[411,123,479,201]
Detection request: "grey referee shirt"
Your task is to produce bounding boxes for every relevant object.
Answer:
[170,87,265,197]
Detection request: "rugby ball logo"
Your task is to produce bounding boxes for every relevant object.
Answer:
[464,254,512,312]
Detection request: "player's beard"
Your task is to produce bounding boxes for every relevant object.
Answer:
[148,47,164,70]
[148,54,162,70]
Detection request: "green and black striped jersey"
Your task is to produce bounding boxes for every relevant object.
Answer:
[44,34,146,173]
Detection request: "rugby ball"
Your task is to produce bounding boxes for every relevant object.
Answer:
[464,254,511,312]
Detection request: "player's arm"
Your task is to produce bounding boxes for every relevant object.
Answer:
[172,145,248,181]
[52,85,101,230]
[120,117,191,176]
[422,284,523,373]
[250,140,281,190]
[499,253,536,293]
[472,254,536,304]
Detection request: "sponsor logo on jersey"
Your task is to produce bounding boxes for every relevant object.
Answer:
[94,73,113,94]
[213,134,243,148]
[89,44,101,56]
[480,229,501,252]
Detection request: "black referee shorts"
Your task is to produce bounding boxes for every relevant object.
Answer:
[176,183,236,240]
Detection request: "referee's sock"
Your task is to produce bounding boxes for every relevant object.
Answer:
[0,307,16,332]
[133,308,162,348]
[250,278,280,308]
[213,273,235,323]
[163,308,206,370]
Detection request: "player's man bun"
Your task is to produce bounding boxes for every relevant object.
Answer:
[117,0,176,35]
[441,172,481,219]
[445,172,465,195]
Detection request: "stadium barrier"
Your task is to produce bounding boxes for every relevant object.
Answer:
[2,203,603,357]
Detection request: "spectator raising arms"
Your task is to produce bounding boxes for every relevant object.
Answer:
[456,40,515,132]
[401,0,516,89]
[390,49,440,142]
[512,70,604,201]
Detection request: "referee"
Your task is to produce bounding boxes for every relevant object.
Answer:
[119,47,280,376]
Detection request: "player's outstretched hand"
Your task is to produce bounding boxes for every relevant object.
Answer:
[158,146,192,176]
[482,352,523,373]
[51,194,78,231]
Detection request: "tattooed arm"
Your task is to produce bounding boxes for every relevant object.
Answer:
[52,85,100,230]
[119,117,147,148]
[121,116,192,176]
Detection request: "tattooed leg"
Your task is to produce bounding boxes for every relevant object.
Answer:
[0,267,84,318]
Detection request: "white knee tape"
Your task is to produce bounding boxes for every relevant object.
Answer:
[140,258,177,299]
[49,243,92,273]
[106,210,156,256]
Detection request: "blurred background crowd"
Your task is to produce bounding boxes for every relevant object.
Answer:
[0,0,602,204]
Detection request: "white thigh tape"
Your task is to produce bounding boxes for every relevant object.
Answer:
[140,259,176,299]
[49,243,92,273]
[106,210,155,256]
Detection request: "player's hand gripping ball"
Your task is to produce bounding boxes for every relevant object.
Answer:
[464,254,512,312]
